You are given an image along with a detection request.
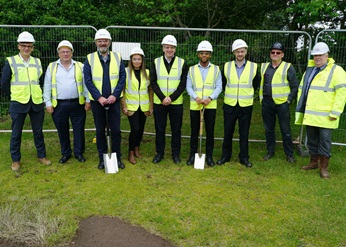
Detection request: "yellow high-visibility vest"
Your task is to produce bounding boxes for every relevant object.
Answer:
[189,64,219,110]
[87,51,121,100]
[224,61,257,107]
[49,61,85,107]
[153,56,184,105]
[7,55,43,104]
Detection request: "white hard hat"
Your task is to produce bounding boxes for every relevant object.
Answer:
[57,40,74,52]
[17,31,35,43]
[130,47,145,57]
[94,29,112,40]
[311,42,329,55]
[161,35,177,47]
[232,39,248,52]
[197,40,213,52]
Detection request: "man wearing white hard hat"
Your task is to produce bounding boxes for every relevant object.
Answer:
[43,40,90,164]
[1,31,51,171]
[186,40,222,167]
[295,42,346,179]
[150,34,188,164]
[121,47,153,164]
[84,29,126,170]
[216,39,260,168]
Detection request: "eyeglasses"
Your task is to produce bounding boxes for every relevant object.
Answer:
[19,44,34,49]
[271,51,282,55]
[198,52,211,55]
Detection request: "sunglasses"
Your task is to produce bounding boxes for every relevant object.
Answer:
[271,51,282,55]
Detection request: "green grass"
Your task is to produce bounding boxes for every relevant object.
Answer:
[0,96,345,247]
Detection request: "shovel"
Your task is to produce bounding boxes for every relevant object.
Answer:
[194,107,205,169]
[103,106,118,174]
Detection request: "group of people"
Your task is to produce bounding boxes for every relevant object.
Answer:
[1,30,345,179]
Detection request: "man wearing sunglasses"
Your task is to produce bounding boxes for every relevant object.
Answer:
[259,42,298,163]
[1,31,51,171]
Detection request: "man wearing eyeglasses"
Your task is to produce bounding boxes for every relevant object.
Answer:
[295,42,346,179]
[1,31,51,171]
[259,42,298,163]
[43,40,90,164]
[150,34,188,164]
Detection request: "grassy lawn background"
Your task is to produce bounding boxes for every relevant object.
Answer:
[0,96,345,247]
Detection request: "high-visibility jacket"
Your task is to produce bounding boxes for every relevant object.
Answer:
[87,51,121,100]
[259,61,291,104]
[7,55,43,104]
[224,61,257,107]
[124,68,150,112]
[153,56,184,105]
[189,64,220,110]
[48,61,85,107]
[295,58,346,129]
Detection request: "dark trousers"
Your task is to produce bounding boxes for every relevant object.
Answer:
[91,101,121,160]
[189,108,216,157]
[153,103,183,156]
[52,100,86,156]
[306,126,333,157]
[222,103,252,161]
[261,97,293,156]
[10,108,46,161]
[127,109,147,151]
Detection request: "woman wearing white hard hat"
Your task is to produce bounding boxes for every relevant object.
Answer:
[150,34,189,164]
[296,42,346,179]
[121,47,153,164]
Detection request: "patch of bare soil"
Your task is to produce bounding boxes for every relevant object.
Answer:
[64,216,176,247]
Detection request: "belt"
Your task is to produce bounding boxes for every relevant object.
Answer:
[57,98,79,102]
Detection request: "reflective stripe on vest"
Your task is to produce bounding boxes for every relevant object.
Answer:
[259,62,290,104]
[49,61,85,107]
[87,52,120,100]
[8,55,42,104]
[224,61,256,107]
[153,56,184,104]
[124,67,150,112]
[189,64,219,110]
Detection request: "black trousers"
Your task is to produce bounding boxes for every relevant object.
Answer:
[127,109,147,151]
[91,101,121,160]
[189,108,216,157]
[52,100,86,156]
[10,107,46,162]
[153,103,183,156]
[221,103,253,161]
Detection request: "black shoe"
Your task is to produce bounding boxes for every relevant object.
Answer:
[206,156,215,167]
[186,155,195,166]
[240,160,253,168]
[75,154,86,162]
[98,160,104,170]
[152,153,164,164]
[172,155,181,164]
[59,154,71,164]
[118,159,125,169]
[216,156,230,165]
[263,152,274,161]
[286,155,295,163]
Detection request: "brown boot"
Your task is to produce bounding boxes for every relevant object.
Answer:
[128,151,137,164]
[134,146,142,158]
[301,155,319,170]
[319,155,330,179]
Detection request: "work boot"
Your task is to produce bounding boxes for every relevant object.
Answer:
[134,146,142,158]
[128,151,137,164]
[12,161,20,171]
[301,154,319,170]
[38,157,52,166]
[319,155,330,179]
